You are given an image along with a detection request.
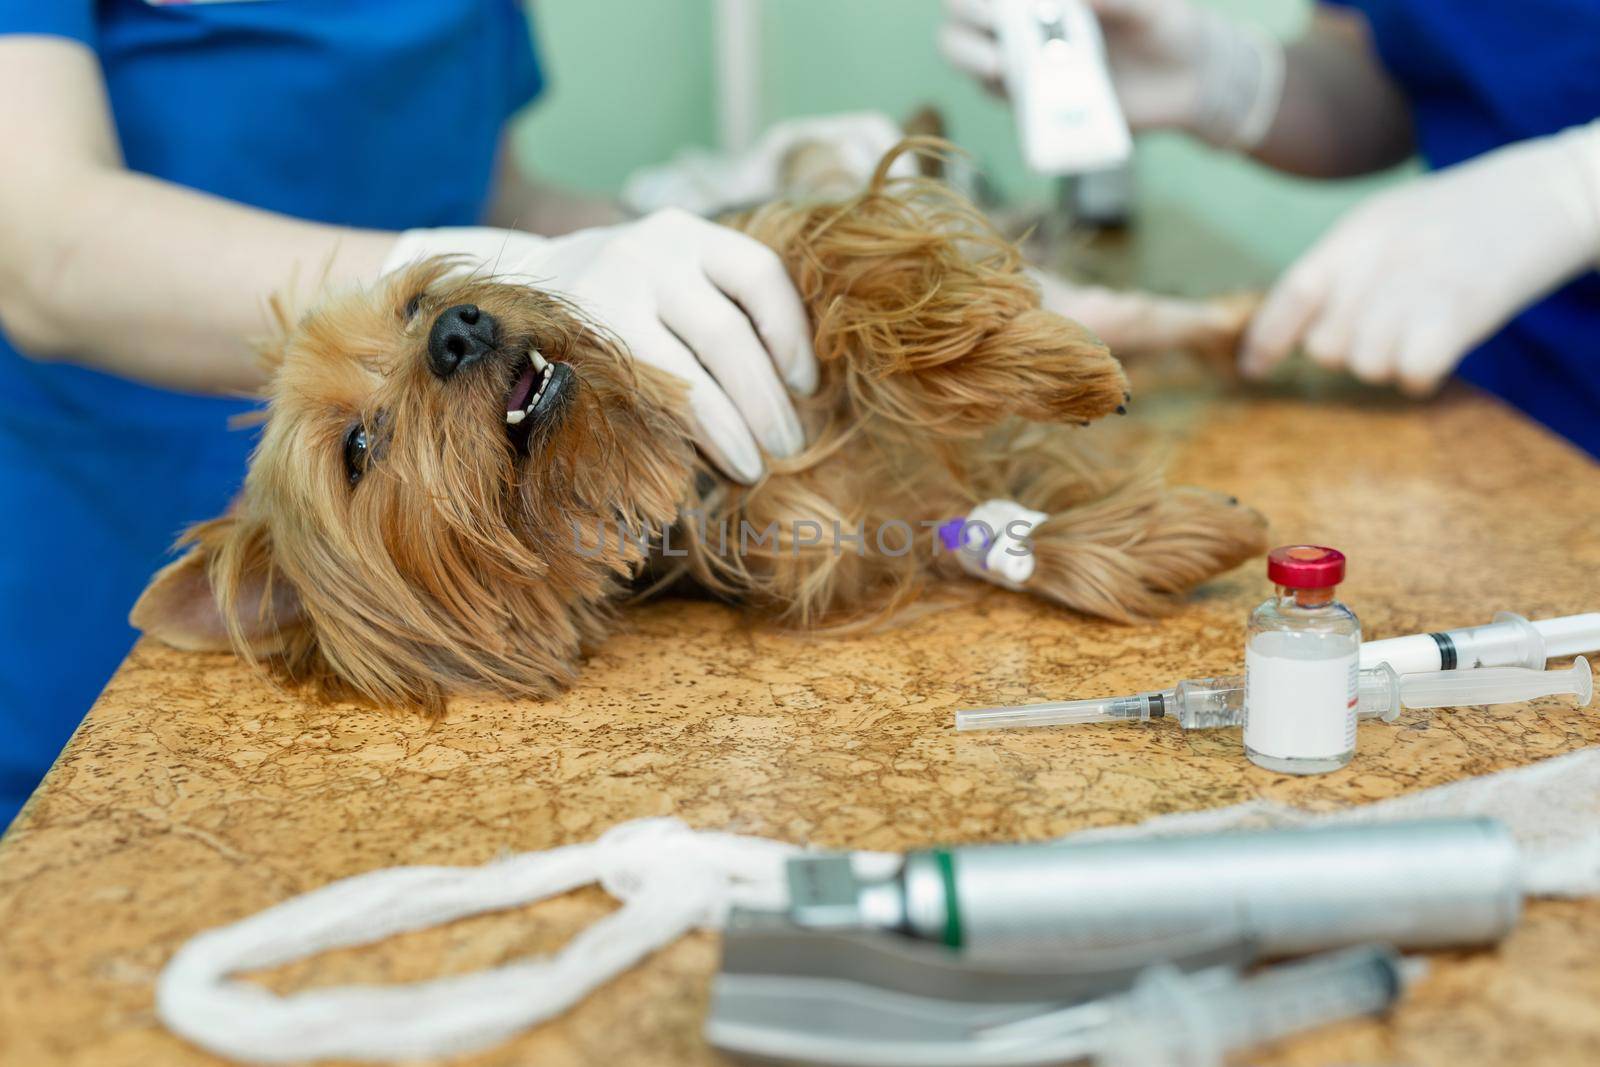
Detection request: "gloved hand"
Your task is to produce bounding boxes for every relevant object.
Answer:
[1241,121,1600,395]
[939,0,1284,150]
[383,209,818,484]
[622,112,914,217]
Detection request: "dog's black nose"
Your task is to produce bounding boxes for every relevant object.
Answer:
[427,304,497,379]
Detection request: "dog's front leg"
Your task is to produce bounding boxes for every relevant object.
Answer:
[932,431,1267,621]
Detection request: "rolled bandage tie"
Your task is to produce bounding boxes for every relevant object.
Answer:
[938,499,1048,591]
[155,818,801,1063]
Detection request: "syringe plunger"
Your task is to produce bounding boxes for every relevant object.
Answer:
[1395,656,1592,710]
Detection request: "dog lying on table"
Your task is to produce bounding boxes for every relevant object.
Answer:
[132,144,1267,710]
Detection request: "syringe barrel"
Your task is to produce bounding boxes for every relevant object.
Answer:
[1361,612,1545,673]
[1207,946,1404,1049]
[1173,675,1245,729]
[1109,946,1405,1065]
[1359,632,1445,674]
[900,818,1520,957]
[1190,947,1401,1055]
[1173,671,1394,728]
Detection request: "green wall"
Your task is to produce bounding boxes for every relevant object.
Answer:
[514,0,1410,274]
[511,1,716,193]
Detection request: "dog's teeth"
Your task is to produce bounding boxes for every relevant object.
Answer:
[530,350,549,373]
[505,409,526,425]
[542,365,553,379]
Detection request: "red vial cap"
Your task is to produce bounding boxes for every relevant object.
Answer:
[1267,545,1346,589]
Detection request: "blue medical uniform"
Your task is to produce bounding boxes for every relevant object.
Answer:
[1324,0,1600,457]
[0,1,543,828]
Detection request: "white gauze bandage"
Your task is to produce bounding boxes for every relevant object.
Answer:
[156,818,800,1063]
[944,499,1049,591]
[1061,746,1600,898]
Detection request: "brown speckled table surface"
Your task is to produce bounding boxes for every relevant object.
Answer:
[4,370,1600,1067]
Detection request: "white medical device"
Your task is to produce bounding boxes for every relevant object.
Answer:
[995,0,1132,174]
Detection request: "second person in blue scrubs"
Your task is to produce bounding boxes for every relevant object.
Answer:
[0,0,818,829]
[943,0,1600,457]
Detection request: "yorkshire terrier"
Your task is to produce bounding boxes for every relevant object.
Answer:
[133,145,1267,710]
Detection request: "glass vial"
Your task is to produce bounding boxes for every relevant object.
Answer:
[1244,546,1361,774]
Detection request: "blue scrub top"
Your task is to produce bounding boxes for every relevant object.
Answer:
[1324,0,1600,457]
[0,0,543,828]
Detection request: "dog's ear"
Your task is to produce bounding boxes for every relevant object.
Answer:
[130,517,301,657]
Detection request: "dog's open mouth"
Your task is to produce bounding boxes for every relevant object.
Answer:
[504,349,573,446]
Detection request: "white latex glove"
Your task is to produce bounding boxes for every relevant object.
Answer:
[1241,121,1600,395]
[940,0,1284,150]
[621,111,914,217]
[383,211,818,484]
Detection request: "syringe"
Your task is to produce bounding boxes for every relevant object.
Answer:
[1096,948,1418,1067]
[1361,610,1600,673]
[955,656,1592,732]
[978,946,1416,1067]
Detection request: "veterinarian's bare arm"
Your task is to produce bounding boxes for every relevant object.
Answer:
[0,36,395,393]
[484,136,625,235]
[1250,8,1415,178]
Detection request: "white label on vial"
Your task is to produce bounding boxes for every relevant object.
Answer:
[1244,631,1359,761]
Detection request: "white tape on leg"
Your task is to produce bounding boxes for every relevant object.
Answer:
[948,499,1048,591]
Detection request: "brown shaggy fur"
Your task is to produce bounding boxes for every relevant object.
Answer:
[132,144,1266,711]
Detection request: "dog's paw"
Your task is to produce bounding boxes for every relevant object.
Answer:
[1022,483,1267,622]
[969,309,1132,426]
[1124,487,1269,595]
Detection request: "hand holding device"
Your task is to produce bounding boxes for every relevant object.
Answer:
[940,0,1284,151]
[991,0,1131,173]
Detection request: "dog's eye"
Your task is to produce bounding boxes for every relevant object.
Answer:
[403,293,424,322]
[343,423,369,486]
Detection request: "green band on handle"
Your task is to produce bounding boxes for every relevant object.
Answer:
[934,849,963,948]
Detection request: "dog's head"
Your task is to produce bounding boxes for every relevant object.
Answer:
[132,260,697,709]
